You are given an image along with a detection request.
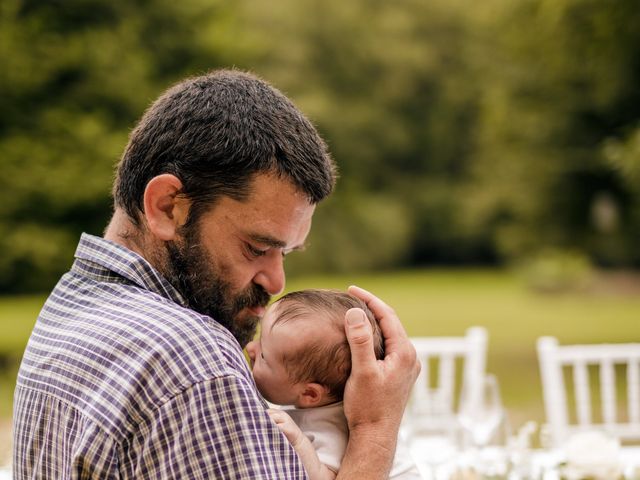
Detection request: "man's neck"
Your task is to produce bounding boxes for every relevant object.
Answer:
[104,208,151,261]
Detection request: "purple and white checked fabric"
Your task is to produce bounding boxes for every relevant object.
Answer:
[13,233,306,479]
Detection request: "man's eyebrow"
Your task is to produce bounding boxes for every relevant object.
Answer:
[248,233,287,248]
[248,233,308,252]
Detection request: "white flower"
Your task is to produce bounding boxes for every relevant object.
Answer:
[562,430,621,480]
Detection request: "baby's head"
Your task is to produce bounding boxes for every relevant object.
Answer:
[246,289,384,408]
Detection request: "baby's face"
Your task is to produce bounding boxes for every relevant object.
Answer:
[246,303,312,405]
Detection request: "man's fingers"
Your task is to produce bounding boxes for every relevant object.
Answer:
[348,285,391,314]
[344,308,377,375]
[348,285,408,347]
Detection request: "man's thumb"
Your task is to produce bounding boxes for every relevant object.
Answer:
[345,308,375,370]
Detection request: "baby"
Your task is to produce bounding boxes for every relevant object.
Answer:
[246,289,421,480]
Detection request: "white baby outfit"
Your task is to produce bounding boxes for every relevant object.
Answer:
[284,402,423,479]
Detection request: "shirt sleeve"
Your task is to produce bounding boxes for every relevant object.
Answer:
[123,375,308,479]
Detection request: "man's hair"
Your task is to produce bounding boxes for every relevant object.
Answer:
[272,289,385,401]
[113,69,336,226]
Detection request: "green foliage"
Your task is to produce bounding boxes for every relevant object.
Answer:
[244,0,640,271]
[260,2,475,174]
[286,190,413,275]
[2,0,640,291]
[605,126,640,191]
[464,0,640,266]
[0,0,246,292]
[516,248,594,293]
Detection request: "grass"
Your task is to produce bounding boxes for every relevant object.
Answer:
[0,295,44,354]
[0,294,46,418]
[1,268,639,432]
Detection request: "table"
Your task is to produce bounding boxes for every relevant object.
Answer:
[409,436,640,479]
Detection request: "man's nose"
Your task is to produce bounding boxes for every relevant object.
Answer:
[253,252,285,296]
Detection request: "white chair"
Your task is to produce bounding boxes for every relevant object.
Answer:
[406,327,488,434]
[537,336,640,447]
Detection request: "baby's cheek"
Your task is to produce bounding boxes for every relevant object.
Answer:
[252,368,263,386]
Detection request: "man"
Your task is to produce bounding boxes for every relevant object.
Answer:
[13,69,419,479]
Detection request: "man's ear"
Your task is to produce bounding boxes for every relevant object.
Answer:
[143,174,190,241]
[296,383,332,408]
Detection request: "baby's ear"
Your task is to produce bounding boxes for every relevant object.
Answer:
[296,383,332,408]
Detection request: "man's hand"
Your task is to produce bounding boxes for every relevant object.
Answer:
[343,285,419,430]
[337,285,420,479]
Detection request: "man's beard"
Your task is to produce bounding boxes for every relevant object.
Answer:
[160,224,271,347]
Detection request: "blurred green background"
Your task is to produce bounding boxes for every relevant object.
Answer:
[1,0,640,462]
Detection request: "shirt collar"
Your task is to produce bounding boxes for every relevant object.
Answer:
[72,233,188,307]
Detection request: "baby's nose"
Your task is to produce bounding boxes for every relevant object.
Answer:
[245,341,257,365]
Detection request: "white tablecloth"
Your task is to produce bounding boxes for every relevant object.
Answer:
[410,438,640,480]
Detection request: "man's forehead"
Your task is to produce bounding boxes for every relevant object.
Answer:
[216,176,315,246]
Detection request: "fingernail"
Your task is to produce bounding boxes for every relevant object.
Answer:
[347,310,365,326]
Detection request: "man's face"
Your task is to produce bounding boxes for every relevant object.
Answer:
[161,173,315,347]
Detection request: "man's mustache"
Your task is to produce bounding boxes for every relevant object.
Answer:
[233,284,271,312]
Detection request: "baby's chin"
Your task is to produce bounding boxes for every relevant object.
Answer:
[260,389,292,407]
[259,391,282,407]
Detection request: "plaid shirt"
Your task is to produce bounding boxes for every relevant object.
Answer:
[13,233,306,479]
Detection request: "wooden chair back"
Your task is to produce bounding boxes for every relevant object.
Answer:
[537,336,640,446]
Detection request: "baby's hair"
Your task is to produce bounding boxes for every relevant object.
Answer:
[271,289,385,401]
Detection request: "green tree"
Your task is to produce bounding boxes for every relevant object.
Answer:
[242,0,489,270]
[0,0,245,291]
[464,0,640,267]
[3,0,640,291]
